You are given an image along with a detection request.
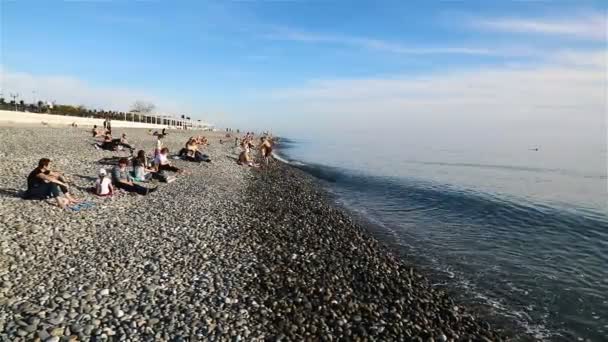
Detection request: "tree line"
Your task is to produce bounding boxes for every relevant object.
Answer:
[0,97,192,124]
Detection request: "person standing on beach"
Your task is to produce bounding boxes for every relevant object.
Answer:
[259,137,273,165]
[23,158,80,208]
[155,132,164,157]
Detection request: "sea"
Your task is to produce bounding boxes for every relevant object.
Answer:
[274,135,608,342]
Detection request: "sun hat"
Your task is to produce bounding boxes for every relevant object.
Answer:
[98,168,107,176]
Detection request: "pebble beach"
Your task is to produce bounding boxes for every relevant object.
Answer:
[0,125,504,341]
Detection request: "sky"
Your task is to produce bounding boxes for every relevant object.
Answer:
[0,0,606,146]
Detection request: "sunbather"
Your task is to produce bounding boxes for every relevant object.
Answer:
[238,146,258,167]
[112,133,134,152]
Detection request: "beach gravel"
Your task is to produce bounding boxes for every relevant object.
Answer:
[0,125,503,341]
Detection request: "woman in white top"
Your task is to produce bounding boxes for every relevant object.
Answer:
[95,169,114,196]
[154,148,182,173]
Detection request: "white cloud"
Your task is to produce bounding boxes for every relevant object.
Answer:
[264,28,507,56]
[473,12,607,41]
[256,49,606,147]
[0,67,193,117]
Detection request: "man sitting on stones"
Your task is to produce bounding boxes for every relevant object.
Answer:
[112,158,156,195]
[23,158,80,208]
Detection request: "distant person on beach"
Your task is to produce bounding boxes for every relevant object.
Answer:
[154,132,165,156]
[95,133,115,151]
[132,150,155,181]
[112,158,155,195]
[259,137,273,165]
[154,148,183,173]
[92,125,104,137]
[94,168,114,196]
[111,133,135,153]
[24,158,80,208]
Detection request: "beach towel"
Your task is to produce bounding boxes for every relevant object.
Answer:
[67,201,95,212]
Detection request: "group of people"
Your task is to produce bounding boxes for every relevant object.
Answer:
[23,127,276,209]
[178,136,211,163]
[23,146,185,207]
[237,134,274,167]
[94,132,135,154]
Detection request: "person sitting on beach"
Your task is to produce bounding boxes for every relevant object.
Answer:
[24,158,80,208]
[132,150,156,181]
[112,158,156,195]
[178,138,200,161]
[92,125,105,138]
[154,148,183,173]
[94,168,114,196]
[111,133,135,153]
[237,146,258,167]
[95,133,116,151]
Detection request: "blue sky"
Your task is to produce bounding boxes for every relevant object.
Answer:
[0,0,606,138]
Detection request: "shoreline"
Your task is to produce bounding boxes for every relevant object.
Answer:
[0,125,503,340]
[242,162,505,340]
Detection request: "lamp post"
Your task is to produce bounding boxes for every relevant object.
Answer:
[10,93,19,111]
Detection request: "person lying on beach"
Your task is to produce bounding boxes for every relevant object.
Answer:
[24,158,80,208]
[132,150,156,181]
[94,168,114,196]
[154,148,183,173]
[112,158,156,195]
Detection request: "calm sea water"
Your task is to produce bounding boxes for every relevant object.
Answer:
[276,137,608,341]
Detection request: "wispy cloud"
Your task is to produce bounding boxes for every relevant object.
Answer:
[473,12,607,41]
[265,28,502,56]
[259,49,606,141]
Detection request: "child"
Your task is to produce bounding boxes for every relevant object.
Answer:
[95,168,113,196]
